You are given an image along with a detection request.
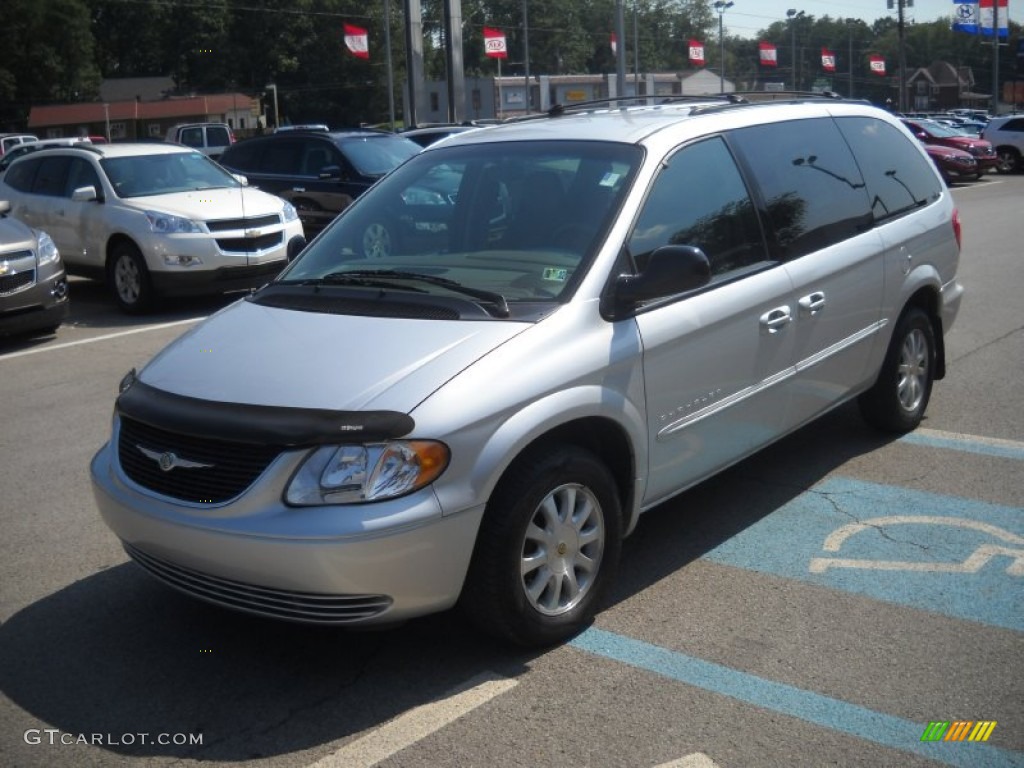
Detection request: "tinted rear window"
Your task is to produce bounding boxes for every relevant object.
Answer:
[835,116,942,222]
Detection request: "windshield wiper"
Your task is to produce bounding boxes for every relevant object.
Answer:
[321,269,510,318]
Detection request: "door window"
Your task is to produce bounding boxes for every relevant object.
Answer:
[30,157,71,197]
[64,158,101,197]
[730,118,872,260]
[628,136,769,280]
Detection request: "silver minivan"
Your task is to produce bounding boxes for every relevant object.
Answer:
[91,97,964,646]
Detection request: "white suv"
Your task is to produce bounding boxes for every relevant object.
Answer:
[981,114,1024,173]
[0,143,305,311]
[92,96,963,645]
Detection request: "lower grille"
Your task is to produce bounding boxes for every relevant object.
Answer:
[118,416,282,503]
[124,543,393,623]
[0,269,34,295]
[216,232,283,253]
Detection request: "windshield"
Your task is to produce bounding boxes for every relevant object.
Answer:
[101,151,241,198]
[278,140,641,306]
[340,136,421,176]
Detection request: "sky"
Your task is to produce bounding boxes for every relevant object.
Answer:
[722,0,961,39]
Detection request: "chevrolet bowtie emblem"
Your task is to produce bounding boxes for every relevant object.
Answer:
[0,262,10,276]
[137,445,214,472]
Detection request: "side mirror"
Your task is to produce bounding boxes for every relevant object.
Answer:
[609,245,711,317]
[232,173,249,186]
[71,185,100,203]
[0,200,10,215]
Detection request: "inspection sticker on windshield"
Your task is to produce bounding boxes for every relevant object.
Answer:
[599,172,620,187]
[542,267,568,282]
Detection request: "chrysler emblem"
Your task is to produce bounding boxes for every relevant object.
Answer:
[137,445,214,472]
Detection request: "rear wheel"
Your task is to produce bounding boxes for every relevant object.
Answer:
[859,307,935,433]
[107,242,154,314]
[460,445,622,647]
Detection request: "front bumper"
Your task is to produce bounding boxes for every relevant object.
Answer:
[90,440,484,625]
[0,273,69,337]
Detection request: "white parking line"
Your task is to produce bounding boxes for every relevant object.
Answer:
[655,753,723,768]
[0,317,204,362]
[305,672,517,768]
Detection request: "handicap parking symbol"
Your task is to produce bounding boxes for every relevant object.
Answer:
[703,477,1023,631]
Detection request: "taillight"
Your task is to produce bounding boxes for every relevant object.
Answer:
[952,207,962,251]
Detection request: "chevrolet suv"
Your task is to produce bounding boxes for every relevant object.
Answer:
[981,114,1024,173]
[0,200,69,337]
[0,143,306,312]
[218,128,420,234]
[92,96,964,646]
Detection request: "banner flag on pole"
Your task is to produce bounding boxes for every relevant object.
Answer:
[979,0,1009,37]
[759,41,778,67]
[610,32,617,55]
[484,27,507,58]
[870,55,886,76]
[689,39,705,67]
[821,47,836,72]
[952,0,980,33]
[344,23,369,59]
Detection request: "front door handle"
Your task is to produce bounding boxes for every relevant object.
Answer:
[798,291,826,315]
[760,306,792,333]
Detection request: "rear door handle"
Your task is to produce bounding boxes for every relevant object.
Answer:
[798,291,826,315]
[760,306,792,333]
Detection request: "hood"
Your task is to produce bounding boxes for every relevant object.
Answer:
[123,186,284,222]
[139,299,529,413]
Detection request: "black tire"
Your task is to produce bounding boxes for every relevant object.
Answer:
[994,148,1021,174]
[459,445,622,647]
[859,307,936,433]
[107,242,154,314]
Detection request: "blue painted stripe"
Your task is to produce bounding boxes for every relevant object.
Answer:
[899,431,1024,461]
[572,628,1023,768]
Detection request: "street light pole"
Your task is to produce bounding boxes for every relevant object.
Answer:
[713,1,734,93]
[264,83,279,130]
[786,9,803,90]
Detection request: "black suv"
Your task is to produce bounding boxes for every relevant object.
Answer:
[219,129,420,233]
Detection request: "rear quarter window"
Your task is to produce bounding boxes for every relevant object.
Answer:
[3,157,39,191]
[729,117,872,260]
[834,116,942,223]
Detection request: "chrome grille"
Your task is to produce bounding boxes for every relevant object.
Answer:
[206,213,281,232]
[118,416,282,503]
[124,543,393,623]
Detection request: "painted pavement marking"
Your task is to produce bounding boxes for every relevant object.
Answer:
[304,672,517,768]
[900,428,1024,461]
[572,628,1023,768]
[0,317,204,361]
[702,477,1023,631]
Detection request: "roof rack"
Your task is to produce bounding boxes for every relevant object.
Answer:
[502,94,738,123]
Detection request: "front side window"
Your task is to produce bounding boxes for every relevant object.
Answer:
[276,140,641,312]
[64,157,101,197]
[179,127,203,148]
[628,136,769,278]
[730,118,872,259]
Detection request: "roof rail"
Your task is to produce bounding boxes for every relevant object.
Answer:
[502,94,737,123]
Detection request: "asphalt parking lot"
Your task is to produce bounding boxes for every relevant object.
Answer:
[1,173,1022,768]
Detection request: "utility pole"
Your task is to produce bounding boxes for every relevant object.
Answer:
[897,0,908,112]
[992,0,1000,114]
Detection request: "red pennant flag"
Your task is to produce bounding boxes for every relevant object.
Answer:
[484,27,507,59]
[759,41,778,67]
[869,55,886,76]
[344,23,369,60]
[610,32,617,55]
[689,39,705,67]
[821,47,836,73]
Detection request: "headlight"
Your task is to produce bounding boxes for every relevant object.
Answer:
[145,210,201,234]
[282,200,299,223]
[286,440,449,505]
[35,230,60,266]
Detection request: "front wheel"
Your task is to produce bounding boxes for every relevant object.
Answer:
[459,446,622,647]
[859,307,935,433]
[107,242,154,314]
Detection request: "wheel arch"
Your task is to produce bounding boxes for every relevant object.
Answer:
[104,233,143,271]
